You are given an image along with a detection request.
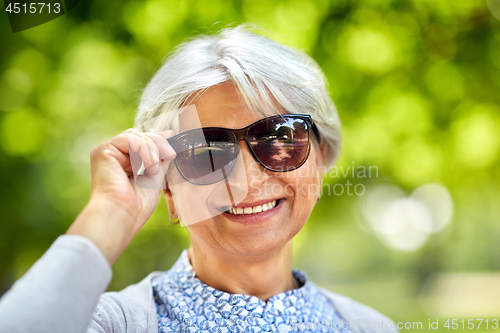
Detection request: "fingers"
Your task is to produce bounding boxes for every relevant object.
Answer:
[133,151,172,190]
[128,133,159,168]
[125,129,176,190]
[105,129,174,165]
[144,131,176,161]
[90,128,176,184]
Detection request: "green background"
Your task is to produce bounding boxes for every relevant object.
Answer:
[1,0,500,331]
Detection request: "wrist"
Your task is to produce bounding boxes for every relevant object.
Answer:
[66,199,137,266]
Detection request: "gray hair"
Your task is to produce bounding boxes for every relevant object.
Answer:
[134,24,342,169]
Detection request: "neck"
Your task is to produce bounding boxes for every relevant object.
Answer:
[187,241,298,302]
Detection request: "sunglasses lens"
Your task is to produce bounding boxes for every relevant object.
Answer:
[172,129,237,184]
[249,116,310,171]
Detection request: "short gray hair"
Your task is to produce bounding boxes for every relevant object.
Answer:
[135,24,342,168]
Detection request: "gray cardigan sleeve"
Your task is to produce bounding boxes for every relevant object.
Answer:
[318,286,399,333]
[87,275,159,333]
[0,235,113,333]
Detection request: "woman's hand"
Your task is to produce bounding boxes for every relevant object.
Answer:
[66,128,176,265]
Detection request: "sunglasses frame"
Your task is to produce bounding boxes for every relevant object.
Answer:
[166,114,321,185]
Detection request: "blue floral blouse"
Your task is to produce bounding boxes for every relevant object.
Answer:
[151,250,352,333]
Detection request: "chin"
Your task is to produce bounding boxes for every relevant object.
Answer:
[224,233,293,259]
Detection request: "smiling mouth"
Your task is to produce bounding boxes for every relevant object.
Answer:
[223,199,280,215]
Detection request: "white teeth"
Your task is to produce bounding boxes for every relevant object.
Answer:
[226,200,278,215]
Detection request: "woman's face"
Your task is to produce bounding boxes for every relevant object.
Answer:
[165,82,323,259]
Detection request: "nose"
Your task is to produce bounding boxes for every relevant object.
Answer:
[236,140,270,190]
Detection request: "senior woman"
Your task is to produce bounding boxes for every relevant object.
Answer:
[0,26,398,333]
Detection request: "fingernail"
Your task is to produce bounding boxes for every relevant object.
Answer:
[167,145,176,156]
[152,151,160,164]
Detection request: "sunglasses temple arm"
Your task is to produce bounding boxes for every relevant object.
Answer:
[311,123,322,145]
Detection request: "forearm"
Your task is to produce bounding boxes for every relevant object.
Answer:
[66,199,138,266]
[0,235,112,333]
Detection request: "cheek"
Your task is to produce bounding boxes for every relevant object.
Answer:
[282,161,321,201]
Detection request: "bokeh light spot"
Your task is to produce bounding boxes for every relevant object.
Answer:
[339,26,399,74]
[453,106,500,168]
[1,110,45,156]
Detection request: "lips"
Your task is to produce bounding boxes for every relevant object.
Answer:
[226,200,279,215]
[220,198,284,225]
[221,199,282,215]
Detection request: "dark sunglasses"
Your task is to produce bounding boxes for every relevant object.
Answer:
[166,114,320,185]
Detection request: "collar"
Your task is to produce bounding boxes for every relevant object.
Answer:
[153,249,317,318]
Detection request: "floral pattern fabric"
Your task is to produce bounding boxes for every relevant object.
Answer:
[151,250,352,333]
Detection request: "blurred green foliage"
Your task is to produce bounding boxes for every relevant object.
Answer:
[1,0,500,330]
